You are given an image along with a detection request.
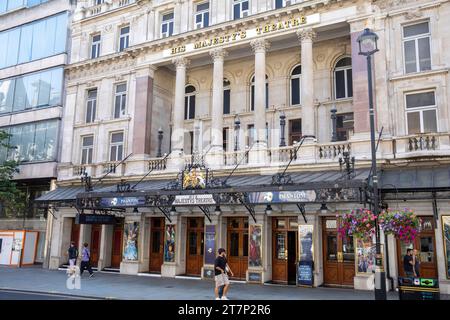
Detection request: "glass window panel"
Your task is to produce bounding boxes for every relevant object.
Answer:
[117,144,123,160]
[196,14,202,23]
[18,24,33,64]
[243,233,248,256]
[407,112,421,134]
[276,233,286,259]
[403,22,429,38]
[111,132,123,143]
[116,84,126,93]
[276,0,283,9]
[423,109,437,133]
[0,1,7,13]
[406,92,435,108]
[276,219,286,229]
[31,19,47,60]
[188,232,197,255]
[54,13,68,54]
[291,78,300,105]
[49,68,63,106]
[43,16,57,57]
[204,12,209,27]
[0,32,8,68]
[8,0,24,10]
[37,70,51,107]
[25,72,40,108]
[6,29,20,67]
[244,219,248,229]
[242,0,248,10]
[289,219,298,229]
[347,69,353,97]
[19,123,35,162]
[336,57,352,68]
[404,40,417,73]
[335,70,346,99]
[342,236,355,261]
[83,136,93,147]
[8,125,22,161]
[230,232,239,256]
[152,232,161,253]
[418,37,431,71]
[109,146,116,162]
[251,85,254,111]
[189,95,195,119]
[327,235,337,260]
[163,13,174,21]
[0,79,15,113]
[419,237,434,262]
[33,122,47,161]
[292,65,301,75]
[121,26,130,35]
[13,77,27,111]
[223,89,230,114]
[197,2,209,11]
[233,3,240,19]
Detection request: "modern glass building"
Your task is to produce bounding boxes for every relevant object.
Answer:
[0,0,75,267]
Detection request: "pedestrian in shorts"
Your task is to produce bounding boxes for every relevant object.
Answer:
[214,248,233,300]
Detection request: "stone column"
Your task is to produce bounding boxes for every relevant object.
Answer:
[168,57,190,170]
[249,39,270,165]
[49,215,72,269]
[98,224,113,270]
[207,48,228,167]
[297,28,316,137]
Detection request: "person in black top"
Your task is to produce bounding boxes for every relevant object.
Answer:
[403,248,415,277]
[67,241,78,267]
[214,248,234,300]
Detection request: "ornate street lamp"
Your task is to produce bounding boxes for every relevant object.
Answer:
[279,111,286,147]
[234,114,241,152]
[357,28,386,300]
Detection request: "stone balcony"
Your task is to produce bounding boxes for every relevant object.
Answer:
[76,0,136,20]
[58,133,450,182]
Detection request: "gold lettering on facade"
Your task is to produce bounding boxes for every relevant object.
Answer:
[170,16,306,54]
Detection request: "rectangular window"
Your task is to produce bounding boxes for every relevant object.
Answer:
[403,21,431,74]
[81,135,94,165]
[406,91,437,134]
[110,132,124,162]
[161,12,174,38]
[223,87,231,114]
[195,2,209,29]
[2,119,58,163]
[223,127,229,151]
[289,119,302,145]
[247,124,254,148]
[119,26,130,52]
[0,67,63,115]
[91,34,101,59]
[86,89,97,123]
[0,12,67,70]
[275,0,292,9]
[184,94,195,120]
[114,83,127,118]
[233,0,249,20]
[336,113,354,141]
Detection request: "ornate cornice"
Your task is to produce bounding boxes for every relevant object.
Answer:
[250,38,271,53]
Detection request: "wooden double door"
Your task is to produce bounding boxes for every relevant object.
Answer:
[272,217,298,284]
[186,217,204,276]
[110,220,124,268]
[90,224,102,268]
[227,217,249,280]
[149,217,165,273]
[322,217,355,286]
[397,216,438,278]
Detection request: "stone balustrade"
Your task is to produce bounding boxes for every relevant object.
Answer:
[148,157,167,171]
[81,0,136,19]
[393,133,450,158]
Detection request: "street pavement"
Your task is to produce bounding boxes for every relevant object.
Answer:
[0,265,441,300]
[0,289,94,300]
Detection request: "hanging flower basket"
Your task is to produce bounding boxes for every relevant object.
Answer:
[379,208,421,244]
[337,208,377,240]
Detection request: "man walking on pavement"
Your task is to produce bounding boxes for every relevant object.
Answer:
[67,241,78,267]
[214,248,233,300]
[80,242,94,278]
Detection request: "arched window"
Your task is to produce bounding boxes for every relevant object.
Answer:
[184,85,196,120]
[250,74,269,111]
[290,65,301,105]
[334,57,353,99]
[223,79,231,114]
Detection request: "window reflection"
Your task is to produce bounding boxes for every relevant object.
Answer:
[327,235,337,261]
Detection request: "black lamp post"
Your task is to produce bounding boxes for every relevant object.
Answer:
[279,111,286,147]
[357,28,386,300]
[157,127,163,157]
[234,114,240,152]
[331,104,337,142]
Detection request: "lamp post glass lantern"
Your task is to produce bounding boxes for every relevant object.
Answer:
[357,28,386,300]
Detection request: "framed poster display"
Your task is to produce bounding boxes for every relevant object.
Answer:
[355,238,383,274]
[249,224,262,267]
[442,216,450,279]
[298,225,314,286]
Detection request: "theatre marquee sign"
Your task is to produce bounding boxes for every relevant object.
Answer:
[166,13,320,56]
[172,194,216,206]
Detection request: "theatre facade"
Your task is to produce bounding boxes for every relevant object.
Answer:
[36,0,450,294]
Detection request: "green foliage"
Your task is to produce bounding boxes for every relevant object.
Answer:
[0,130,25,218]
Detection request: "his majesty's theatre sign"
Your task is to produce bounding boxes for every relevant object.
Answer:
[166,13,320,56]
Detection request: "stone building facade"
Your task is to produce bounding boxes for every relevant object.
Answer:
[40,0,450,294]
